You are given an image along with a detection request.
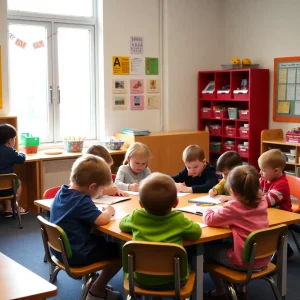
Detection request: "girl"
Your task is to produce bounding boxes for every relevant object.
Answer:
[203,165,269,300]
[115,142,151,192]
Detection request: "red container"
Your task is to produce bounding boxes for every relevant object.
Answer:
[238,145,249,157]
[225,126,236,137]
[239,127,249,138]
[224,144,236,151]
[23,146,38,154]
[201,107,212,118]
[209,125,222,135]
[286,131,300,143]
[239,110,249,120]
[213,109,228,119]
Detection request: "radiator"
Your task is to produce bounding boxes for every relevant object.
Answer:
[43,159,76,191]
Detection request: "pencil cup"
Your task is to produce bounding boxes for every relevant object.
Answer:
[64,140,84,152]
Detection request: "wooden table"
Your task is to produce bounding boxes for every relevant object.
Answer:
[0,252,57,300]
[35,194,300,300]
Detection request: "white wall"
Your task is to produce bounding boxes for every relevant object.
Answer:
[223,0,300,131]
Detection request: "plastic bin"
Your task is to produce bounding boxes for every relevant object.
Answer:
[23,146,38,154]
[238,110,249,120]
[228,107,238,119]
[201,107,212,118]
[213,109,228,119]
[238,145,249,157]
[224,141,236,151]
[210,142,222,152]
[225,126,236,137]
[239,127,249,138]
[209,125,222,135]
[20,133,40,147]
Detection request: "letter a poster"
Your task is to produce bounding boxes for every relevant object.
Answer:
[112,56,130,75]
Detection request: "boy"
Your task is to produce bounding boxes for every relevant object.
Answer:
[119,172,201,289]
[50,154,122,300]
[172,145,218,193]
[0,123,29,218]
[86,145,128,196]
[208,151,243,202]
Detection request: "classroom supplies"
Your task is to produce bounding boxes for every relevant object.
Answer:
[93,195,131,205]
[188,195,222,205]
[175,204,222,215]
[121,128,151,136]
[21,133,40,154]
[103,137,124,150]
[63,137,85,153]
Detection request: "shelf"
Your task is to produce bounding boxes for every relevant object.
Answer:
[210,151,222,155]
[262,140,299,146]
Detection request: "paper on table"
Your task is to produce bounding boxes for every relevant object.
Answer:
[196,222,208,228]
[110,210,128,220]
[93,195,131,205]
[126,191,190,197]
[126,191,139,196]
[188,195,222,205]
[175,204,223,215]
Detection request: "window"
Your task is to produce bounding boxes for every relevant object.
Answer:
[8,1,96,143]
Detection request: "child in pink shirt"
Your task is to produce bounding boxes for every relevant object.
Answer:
[203,165,269,300]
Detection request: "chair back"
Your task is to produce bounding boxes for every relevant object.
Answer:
[0,173,18,192]
[286,174,300,212]
[43,186,61,199]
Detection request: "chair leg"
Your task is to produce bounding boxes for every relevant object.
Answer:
[227,283,239,300]
[262,277,282,300]
[43,253,47,263]
[81,275,94,300]
[50,266,61,283]
[291,230,300,253]
[15,203,23,229]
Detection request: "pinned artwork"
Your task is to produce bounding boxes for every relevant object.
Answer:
[130,95,144,110]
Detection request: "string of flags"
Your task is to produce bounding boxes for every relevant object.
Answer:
[8,30,57,49]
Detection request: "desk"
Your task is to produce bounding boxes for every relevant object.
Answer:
[0,252,57,300]
[34,194,300,300]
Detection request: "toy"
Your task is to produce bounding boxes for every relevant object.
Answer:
[242,58,251,65]
[231,57,240,65]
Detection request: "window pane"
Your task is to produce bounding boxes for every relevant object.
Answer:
[8,0,93,18]
[8,24,51,142]
[57,27,95,140]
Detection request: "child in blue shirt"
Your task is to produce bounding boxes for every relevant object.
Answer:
[50,154,122,300]
[172,145,218,193]
[0,123,29,218]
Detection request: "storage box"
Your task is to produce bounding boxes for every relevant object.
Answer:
[224,143,236,151]
[286,129,300,143]
[238,145,249,157]
[228,107,238,119]
[285,153,296,163]
[238,110,249,120]
[209,125,222,135]
[225,126,236,137]
[23,146,38,154]
[20,133,40,147]
[239,127,249,138]
[201,107,212,118]
[213,109,228,119]
[210,142,222,152]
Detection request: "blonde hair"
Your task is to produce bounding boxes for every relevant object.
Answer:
[225,165,261,208]
[140,172,177,216]
[182,145,205,162]
[258,149,286,170]
[123,142,151,165]
[86,145,113,165]
[70,154,111,187]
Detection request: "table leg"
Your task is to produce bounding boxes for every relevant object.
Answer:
[277,234,287,299]
[192,243,204,300]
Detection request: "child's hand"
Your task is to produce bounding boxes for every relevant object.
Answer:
[129,183,139,192]
[102,205,115,216]
[103,185,118,196]
[116,189,129,196]
[209,188,217,197]
[176,183,191,193]
[220,195,232,202]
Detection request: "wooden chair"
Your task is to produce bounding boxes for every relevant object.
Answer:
[204,224,288,300]
[0,173,22,228]
[37,215,120,300]
[122,241,195,300]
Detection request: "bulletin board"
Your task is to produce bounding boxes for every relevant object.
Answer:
[273,56,300,122]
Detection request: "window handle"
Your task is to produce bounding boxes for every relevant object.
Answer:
[49,86,53,104]
[57,86,60,104]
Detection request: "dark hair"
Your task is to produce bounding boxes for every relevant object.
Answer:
[0,124,17,145]
[139,172,177,216]
[182,145,205,162]
[86,145,114,165]
[216,151,243,172]
[225,165,261,208]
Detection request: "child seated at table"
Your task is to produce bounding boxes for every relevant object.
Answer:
[208,151,243,202]
[115,142,151,192]
[86,144,128,196]
[119,172,201,290]
[203,165,269,300]
[50,154,122,300]
[172,145,218,193]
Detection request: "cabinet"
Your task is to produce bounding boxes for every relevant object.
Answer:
[198,68,269,167]
[261,129,300,176]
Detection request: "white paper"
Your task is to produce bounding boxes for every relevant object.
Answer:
[295,101,300,115]
[297,68,300,84]
[125,191,190,197]
[287,84,295,100]
[196,222,208,228]
[126,191,139,196]
[174,204,223,215]
[110,210,128,220]
[188,195,222,205]
[296,85,300,101]
[130,56,144,75]
[130,36,143,54]
[93,195,131,205]
[287,68,296,84]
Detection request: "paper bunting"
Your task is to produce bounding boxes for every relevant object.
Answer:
[15,38,27,49]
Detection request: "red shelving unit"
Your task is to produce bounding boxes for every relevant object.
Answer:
[198,68,269,167]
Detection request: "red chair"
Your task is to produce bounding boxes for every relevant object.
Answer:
[43,186,61,199]
[286,174,300,213]
[111,174,116,183]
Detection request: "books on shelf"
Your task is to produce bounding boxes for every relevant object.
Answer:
[122,128,151,136]
[93,195,131,205]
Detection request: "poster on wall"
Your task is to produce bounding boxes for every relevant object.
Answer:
[145,57,159,75]
[130,36,143,54]
[146,79,160,93]
[130,56,144,75]
[146,94,160,109]
[0,46,2,108]
[112,56,130,75]
[130,79,144,94]
[112,95,127,110]
[112,79,127,94]
[130,95,144,110]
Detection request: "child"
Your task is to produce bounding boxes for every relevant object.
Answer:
[86,144,128,196]
[208,151,243,202]
[0,123,29,218]
[172,145,218,193]
[50,154,122,300]
[115,142,151,192]
[203,165,269,300]
[119,172,201,289]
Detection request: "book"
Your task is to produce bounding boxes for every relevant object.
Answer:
[188,195,222,205]
[93,195,131,205]
[175,204,223,216]
[121,128,151,136]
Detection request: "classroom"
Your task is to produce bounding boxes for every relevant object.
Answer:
[1,0,300,300]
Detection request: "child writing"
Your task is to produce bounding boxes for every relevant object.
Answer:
[115,142,151,192]
[50,154,122,300]
[203,165,269,300]
[119,172,201,290]
[86,144,128,196]
[0,123,29,218]
[172,145,218,193]
[208,151,243,202]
